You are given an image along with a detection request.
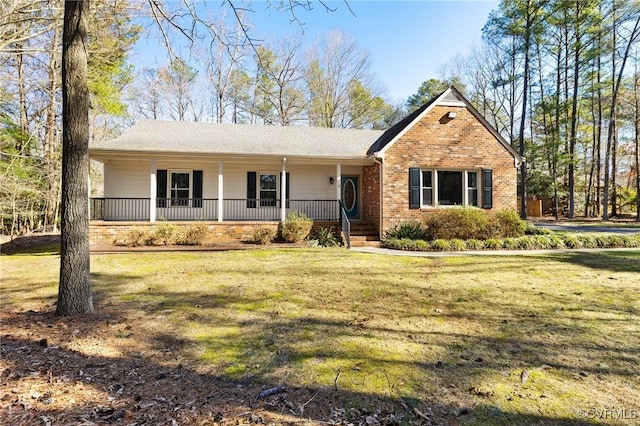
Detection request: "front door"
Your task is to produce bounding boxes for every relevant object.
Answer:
[341,176,359,218]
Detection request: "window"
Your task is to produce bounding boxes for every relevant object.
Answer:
[259,173,277,206]
[438,171,463,205]
[417,169,479,208]
[467,172,478,207]
[421,171,432,206]
[156,169,203,208]
[170,171,190,206]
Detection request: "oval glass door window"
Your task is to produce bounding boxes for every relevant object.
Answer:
[343,179,356,211]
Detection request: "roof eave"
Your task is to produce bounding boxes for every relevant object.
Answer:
[89,149,373,165]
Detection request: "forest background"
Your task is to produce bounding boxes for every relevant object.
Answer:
[1,0,639,236]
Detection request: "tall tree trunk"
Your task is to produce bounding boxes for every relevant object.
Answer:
[518,1,533,220]
[16,45,28,134]
[595,21,603,217]
[57,0,93,317]
[45,26,61,232]
[568,1,582,218]
[636,78,640,222]
[586,70,598,217]
[603,10,640,220]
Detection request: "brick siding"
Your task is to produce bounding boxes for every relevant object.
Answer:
[379,105,518,233]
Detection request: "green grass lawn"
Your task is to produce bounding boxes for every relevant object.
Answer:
[2,248,639,424]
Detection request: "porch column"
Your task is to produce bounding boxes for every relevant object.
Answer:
[281,157,287,222]
[87,173,91,221]
[336,164,342,201]
[149,159,157,222]
[217,161,223,222]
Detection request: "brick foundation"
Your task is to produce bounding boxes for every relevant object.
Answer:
[90,221,340,246]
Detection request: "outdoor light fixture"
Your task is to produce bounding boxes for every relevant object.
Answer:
[447,111,457,119]
[329,177,335,185]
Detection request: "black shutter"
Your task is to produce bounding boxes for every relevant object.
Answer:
[409,167,421,209]
[157,169,167,208]
[247,171,256,208]
[285,172,290,208]
[482,169,493,209]
[193,170,203,208]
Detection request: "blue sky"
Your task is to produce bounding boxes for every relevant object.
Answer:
[133,1,498,104]
[250,0,499,102]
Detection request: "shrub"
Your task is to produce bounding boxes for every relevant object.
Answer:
[449,239,467,251]
[577,234,597,249]
[177,223,209,245]
[423,208,490,240]
[431,239,451,251]
[562,234,582,249]
[502,237,520,250]
[525,223,552,235]
[382,238,420,251]
[154,222,177,245]
[607,234,624,248]
[384,221,429,240]
[483,238,502,250]
[280,211,313,243]
[414,239,430,251]
[121,228,153,247]
[310,228,341,247]
[491,209,526,238]
[466,239,484,251]
[532,235,552,249]
[548,235,566,249]
[623,234,640,248]
[515,236,536,250]
[252,226,276,245]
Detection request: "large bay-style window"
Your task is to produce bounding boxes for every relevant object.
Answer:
[410,167,492,209]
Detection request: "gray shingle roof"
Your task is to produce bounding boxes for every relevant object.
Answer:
[90,120,385,159]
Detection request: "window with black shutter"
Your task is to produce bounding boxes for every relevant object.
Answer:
[247,171,257,208]
[157,169,167,208]
[193,170,203,208]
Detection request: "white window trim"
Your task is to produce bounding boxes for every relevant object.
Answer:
[168,169,192,207]
[258,171,279,207]
[420,169,480,208]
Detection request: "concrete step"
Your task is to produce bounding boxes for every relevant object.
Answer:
[349,239,381,247]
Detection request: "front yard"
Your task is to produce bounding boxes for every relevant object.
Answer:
[1,246,639,425]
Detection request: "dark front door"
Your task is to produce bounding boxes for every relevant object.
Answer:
[341,176,359,218]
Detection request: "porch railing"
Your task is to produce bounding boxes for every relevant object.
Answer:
[90,198,340,222]
[339,200,351,249]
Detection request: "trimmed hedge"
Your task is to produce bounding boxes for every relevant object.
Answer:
[422,208,526,241]
[381,232,640,252]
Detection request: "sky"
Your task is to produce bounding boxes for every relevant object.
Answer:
[132,0,499,104]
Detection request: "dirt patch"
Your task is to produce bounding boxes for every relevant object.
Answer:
[0,232,305,255]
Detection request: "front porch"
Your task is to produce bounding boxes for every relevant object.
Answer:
[88,198,379,248]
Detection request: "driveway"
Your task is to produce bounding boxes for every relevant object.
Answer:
[534,223,640,234]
